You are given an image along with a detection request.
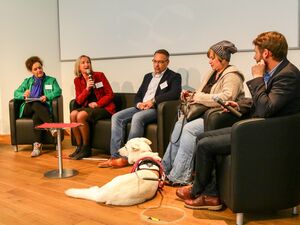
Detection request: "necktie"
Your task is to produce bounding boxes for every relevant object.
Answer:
[263,72,271,86]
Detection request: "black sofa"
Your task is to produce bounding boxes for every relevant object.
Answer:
[69,93,179,157]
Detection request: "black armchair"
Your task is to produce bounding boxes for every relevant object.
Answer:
[9,96,64,151]
[69,93,179,157]
[216,113,300,225]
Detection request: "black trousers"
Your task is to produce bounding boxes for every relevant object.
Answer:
[23,102,52,143]
[192,127,232,197]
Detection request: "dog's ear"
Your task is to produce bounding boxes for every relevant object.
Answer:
[139,137,152,145]
[152,153,161,161]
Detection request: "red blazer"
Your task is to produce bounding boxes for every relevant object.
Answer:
[74,71,115,114]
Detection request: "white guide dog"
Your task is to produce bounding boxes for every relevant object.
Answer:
[65,157,165,206]
[118,137,161,164]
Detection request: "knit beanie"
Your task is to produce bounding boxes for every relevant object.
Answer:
[210,40,237,61]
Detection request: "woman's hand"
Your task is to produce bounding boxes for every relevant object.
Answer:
[23,90,30,99]
[181,90,193,101]
[86,79,94,90]
[40,96,47,102]
[88,102,98,108]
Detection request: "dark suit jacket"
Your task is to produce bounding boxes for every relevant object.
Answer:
[239,59,300,118]
[134,68,182,106]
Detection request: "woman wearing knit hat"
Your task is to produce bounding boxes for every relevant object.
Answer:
[162,40,245,186]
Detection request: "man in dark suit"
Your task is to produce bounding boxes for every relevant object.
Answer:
[176,31,300,210]
[98,49,182,168]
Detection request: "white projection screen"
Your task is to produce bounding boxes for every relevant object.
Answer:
[58,0,299,61]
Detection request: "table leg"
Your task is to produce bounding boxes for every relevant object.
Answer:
[57,129,63,177]
[44,129,78,178]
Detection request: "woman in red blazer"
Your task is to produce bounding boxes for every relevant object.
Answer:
[70,55,115,159]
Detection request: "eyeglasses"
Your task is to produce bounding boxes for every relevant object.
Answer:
[152,59,168,64]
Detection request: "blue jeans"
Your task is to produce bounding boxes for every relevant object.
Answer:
[110,107,157,157]
[162,117,204,184]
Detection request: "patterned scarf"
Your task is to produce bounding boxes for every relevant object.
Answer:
[30,75,45,98]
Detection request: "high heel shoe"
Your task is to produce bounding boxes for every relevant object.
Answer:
[72,145,92,160]
[69,146,81,158]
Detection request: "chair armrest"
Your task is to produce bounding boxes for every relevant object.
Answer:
[114,93,136,111]
[9,99,22,145]
[203,107,241,131]
[157,100,180,156]
[52,95,64,122]
[9,99,18,121]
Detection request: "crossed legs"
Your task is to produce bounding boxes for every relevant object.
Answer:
[69,109,91,159]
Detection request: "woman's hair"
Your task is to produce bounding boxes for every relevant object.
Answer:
[206,49,223,62]
[74,55,92,77]
[253,31,288,61]
[25,56,43,71]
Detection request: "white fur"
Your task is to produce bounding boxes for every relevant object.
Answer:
[118,137,161,164]
[65,169,159,206]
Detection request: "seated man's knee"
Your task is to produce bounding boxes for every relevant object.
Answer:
[131,113,144,125]
[111,112,123,124]
[197,132,207,141]
[197,137,211,153]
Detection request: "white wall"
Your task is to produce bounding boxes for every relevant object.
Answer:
[0,0,60,134]
[1,0,300,134]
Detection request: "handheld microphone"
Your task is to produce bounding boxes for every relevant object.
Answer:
[86,69,93,80]
[86,69,95,88]
[212,96,242,118]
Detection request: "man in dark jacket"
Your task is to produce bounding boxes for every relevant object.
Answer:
[98,49,182,168]
[176,31,300,210]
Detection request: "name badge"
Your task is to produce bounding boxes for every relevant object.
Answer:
[95,82,103,89]
[160,81,168,90]
[45,84,52,90]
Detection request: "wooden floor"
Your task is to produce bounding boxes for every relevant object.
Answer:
[0,135,300,225]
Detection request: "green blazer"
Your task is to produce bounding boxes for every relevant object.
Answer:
[14,75,62,118]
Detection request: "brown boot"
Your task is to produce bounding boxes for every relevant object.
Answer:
[176,185,194,200]
[184,194,222,210]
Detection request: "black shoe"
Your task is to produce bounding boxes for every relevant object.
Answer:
[72,145,92,160]
[69,146,81,158]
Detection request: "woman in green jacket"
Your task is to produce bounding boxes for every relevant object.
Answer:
[14,56,62,157]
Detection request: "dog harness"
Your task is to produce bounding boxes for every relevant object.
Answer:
[131,156,165,189]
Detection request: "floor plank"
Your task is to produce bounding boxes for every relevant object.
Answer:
[0,135,299,225]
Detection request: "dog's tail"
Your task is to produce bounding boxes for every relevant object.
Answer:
[65,186,104,202]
